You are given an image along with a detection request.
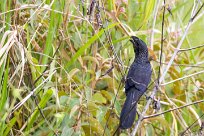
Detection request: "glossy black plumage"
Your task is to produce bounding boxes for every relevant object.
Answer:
[119,36,152,129]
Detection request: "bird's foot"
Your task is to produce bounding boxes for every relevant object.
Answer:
[137,111,144,119]
[153,98,161,111]
[144,93,152,100]
[136,110,142,118]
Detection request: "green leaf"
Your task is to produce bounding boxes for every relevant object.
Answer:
[0,58,9,111]
[143,0,155,23]
[65,23,118,69]
[3,117,16,136]
[41,0,61,72]
[26,89,53,131]
[92,93,107,104]
[82,117,104,136]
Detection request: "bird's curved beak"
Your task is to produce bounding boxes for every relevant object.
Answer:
[130,36,139,45]
[130,39,134,44]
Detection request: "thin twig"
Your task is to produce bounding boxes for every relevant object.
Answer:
[13,32,62,136]
[103,66,129,136]
[131,0,166,134]
[131,83,159,135]
[157,0,166,83]
[98,1,125,76]
[159,2,204,83]
[161,70,204,86]
[180,114,204,136]
[153,60,204,68]
[178,44,204,52]
[143,99,204,119]
[99,0,129,135]
[131,1,204,135]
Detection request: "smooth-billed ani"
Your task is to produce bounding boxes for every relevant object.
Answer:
[119,36,152,129]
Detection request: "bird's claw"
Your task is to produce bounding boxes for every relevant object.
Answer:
[144,93,151,100]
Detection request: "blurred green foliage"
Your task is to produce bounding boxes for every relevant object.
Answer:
[0,0,204,135]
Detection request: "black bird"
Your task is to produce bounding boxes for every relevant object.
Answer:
[119,36,152,129]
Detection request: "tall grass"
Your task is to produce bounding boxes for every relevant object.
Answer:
[0,0,204,135]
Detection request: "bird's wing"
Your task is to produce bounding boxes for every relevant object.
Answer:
[125,63,151,92]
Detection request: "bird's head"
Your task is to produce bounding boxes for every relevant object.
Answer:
[130,36,149,61]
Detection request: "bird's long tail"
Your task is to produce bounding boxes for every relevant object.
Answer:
[119,88,144,129]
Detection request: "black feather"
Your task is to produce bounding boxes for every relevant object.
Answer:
[119,36,152,129]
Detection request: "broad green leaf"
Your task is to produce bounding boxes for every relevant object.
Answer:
[65,23,118,69]
[82,117,104,136]
[92,93,107,104]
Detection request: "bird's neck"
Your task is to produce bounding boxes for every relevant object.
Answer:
[134,54,149,63]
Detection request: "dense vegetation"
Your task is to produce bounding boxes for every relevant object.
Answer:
[0,0,204,135]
